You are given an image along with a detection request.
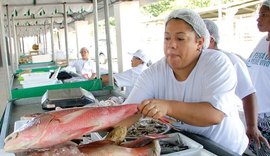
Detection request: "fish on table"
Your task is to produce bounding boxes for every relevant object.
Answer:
[4,104,139,153]
[19,139,161,156]
[18,126,166,156]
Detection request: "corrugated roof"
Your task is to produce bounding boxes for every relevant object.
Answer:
[2,0,120,37]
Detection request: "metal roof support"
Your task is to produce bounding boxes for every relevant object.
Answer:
[50,17,55,61]
[63,2,69,64]
[0,2,12,112]
[75,23,80,59]
[43,24,47,54]
[5,5,14,74]
[16,39,20,59]
[11,17,18,71]
[104,0,114,87]
[93,0,100,78]
[21,37,25,54]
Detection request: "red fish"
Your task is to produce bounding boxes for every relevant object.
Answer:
[20,139,161,156]
[78,139,161,156]
[4,104,139,152]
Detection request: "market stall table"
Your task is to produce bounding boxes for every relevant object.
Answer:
[0,90,241,156]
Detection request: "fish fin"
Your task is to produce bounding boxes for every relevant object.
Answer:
[122,134,167,148]
[79,140,114,148]
[151,140,161,156]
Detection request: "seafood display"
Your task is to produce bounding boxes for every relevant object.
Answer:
[4,104,139,152]
[18,126,163,156]
[3,103,203,156]
[126,118,170,139]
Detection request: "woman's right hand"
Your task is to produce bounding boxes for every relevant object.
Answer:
[138,99,170,120]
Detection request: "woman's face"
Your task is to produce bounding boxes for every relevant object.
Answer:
[257,5,270,32]
[164,19,203,75]
[131,56,143,67]
[80,48,89,60]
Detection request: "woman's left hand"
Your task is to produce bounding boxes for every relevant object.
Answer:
[246,126,270,149]
[138,99,170,120]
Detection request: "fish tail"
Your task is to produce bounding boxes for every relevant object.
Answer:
[151,140,161,156]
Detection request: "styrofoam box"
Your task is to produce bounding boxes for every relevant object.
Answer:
[21,72,51,81]
[21,79,59,88]
[161,133,203,156]
[32,54,52,63]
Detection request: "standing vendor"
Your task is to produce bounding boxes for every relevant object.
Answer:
[102,49,151,96]
[69,47,96,79]
[246,0,270,154]
[124,8,248,155]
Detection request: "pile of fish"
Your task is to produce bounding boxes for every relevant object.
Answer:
[4,104,194,156]
[17,126,165,156]
[4,104,167,156]
[126,118,170,139]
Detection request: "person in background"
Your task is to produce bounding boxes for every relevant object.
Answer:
[102,49,151,96]
[246,0,270,155]
[204,19,269,151]
[124,8,248,155]
[68,47,96,79]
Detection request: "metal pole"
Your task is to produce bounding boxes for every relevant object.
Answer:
[50,17,55,61]
[22,37,25,54]
[103,0,114,86]
[44,24,47,54]
[63,2,69,65]
[93,0,100,78]
[75,23,80,59]
[0,4,11,101]
[6,5,14,74]
[12,17,18,71]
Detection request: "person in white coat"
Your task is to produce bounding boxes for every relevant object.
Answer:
[124,8,248,155]
[68,47,96,79]
[204,19,269,151]
[102,49,151,96]
[246,0,270,155]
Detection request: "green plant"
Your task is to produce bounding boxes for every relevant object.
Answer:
[143,0,175,17]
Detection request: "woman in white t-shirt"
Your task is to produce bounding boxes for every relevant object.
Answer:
[102,49,150,96]
[246,0,270,155]
[69,47,96,79]
[124,9,248,155]
[204,19,269,151]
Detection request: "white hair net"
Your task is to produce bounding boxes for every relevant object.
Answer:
[165,9,210,49]
[262,0,270,8]
[204,19,220,44]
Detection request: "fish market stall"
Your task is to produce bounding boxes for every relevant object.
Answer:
[0,89,241,156]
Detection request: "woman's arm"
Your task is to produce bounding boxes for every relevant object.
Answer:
[138,99,224,127]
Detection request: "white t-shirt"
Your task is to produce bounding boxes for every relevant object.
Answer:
[69,59,96,77]
[125,50,248,155]
[247,36,270,114]
[114,64,148,96]
[220,51,255,99]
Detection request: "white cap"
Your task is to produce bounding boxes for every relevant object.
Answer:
[165,9,210,49]
[132,49,148,63]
